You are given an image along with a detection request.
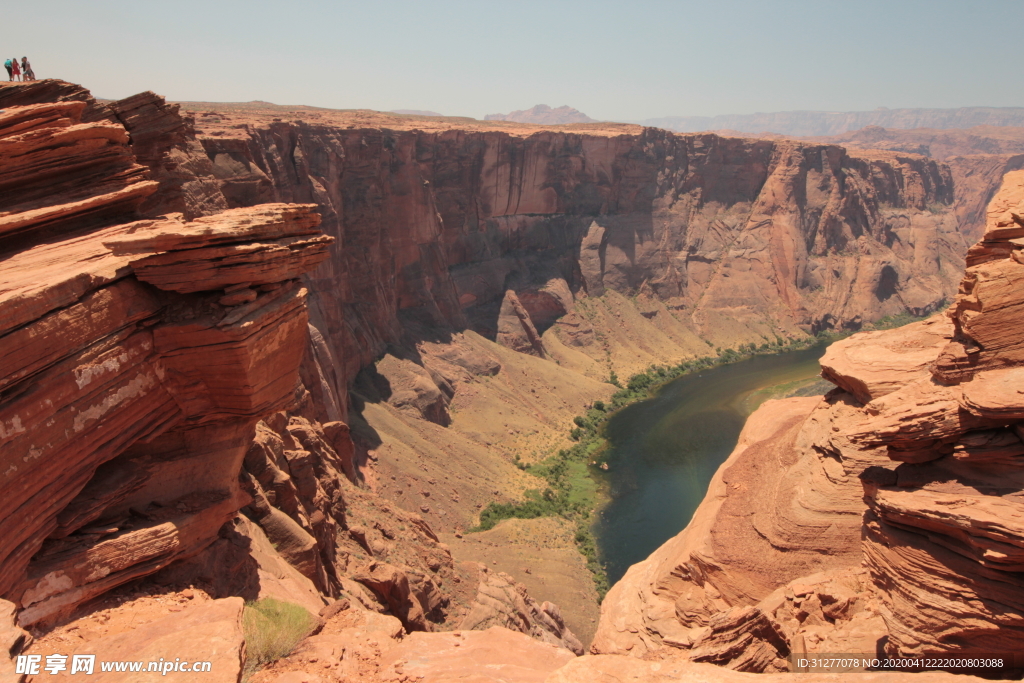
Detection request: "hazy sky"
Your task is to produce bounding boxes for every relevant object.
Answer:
[6,0,1022,120]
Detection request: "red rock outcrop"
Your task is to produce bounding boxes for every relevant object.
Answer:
[0,79,112,122]
[853,169,1024,656]
[24,597,246,683]
[0,93,330,628]
[460,568,584,654]
[591,395,894,668]
[820,315,953,404]
[105,91,230,219]
[378,627,577,682]
[593,168,1024,669]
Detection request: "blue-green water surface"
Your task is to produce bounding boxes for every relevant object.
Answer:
[594,344,831,584]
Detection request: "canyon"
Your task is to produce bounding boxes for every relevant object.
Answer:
[0,77,1021,681]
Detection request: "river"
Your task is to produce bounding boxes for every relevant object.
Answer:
[594,343,832,584]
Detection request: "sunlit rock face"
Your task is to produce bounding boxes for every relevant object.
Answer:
[593,169,1024,668]
[858,169,1024,656]
[198,117,967,408]
[0,85,329,627]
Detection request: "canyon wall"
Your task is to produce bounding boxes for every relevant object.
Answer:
[801,125,1024,242]
[0,81,591,668]
[592,169,1024,671]
[1,79,1012,680]
[190,106,967,414]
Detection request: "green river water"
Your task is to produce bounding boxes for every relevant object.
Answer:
[594,343,832,584]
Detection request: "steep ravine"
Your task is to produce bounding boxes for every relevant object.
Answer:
[182,97,976,648]
[0,79,1010,682]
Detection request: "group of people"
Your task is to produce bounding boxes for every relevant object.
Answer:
[5,57,35,81]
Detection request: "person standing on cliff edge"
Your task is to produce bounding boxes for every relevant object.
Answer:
[3,58,12,81]
[10,58,21,81]
[21,57,34,81]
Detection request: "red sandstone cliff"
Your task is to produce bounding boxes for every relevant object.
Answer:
[592,168,1024,672]
[0,92,332,627]
[185,105,967,417]
[0,82,590,680]
[800,125,1024,243]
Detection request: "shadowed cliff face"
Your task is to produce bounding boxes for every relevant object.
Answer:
[194,118,967,415]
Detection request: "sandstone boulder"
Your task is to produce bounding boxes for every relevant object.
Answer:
[497,290,548,357]
[820,315,953,403]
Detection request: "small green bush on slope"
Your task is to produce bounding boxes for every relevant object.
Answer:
[242,598,316,678]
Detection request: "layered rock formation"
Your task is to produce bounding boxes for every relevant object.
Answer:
[190,105,966,405]
[855,169,1024,656]
[0,83,596,681]
[0,91,331,629]
[3,77,1013,679]
[593,169,1024,671]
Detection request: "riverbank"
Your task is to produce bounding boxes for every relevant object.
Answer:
[468,309,944,598]
[469,334,833,597]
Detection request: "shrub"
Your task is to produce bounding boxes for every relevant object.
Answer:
[243,598,316,676]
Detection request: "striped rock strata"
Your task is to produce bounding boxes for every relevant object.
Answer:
[855,169,1024,656]
[0,95,330,628]
[592,168,1024,670]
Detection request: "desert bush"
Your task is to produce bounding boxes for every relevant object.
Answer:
[243,598,316,677]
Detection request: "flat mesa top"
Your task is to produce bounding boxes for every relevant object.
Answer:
[172,100,646,139]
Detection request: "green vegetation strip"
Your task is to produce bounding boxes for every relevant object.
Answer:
[469,308,943,599]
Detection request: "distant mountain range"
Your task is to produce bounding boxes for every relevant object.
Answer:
[639,107,1024,137]
[390,109,444,117]
[485,104,595,125]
